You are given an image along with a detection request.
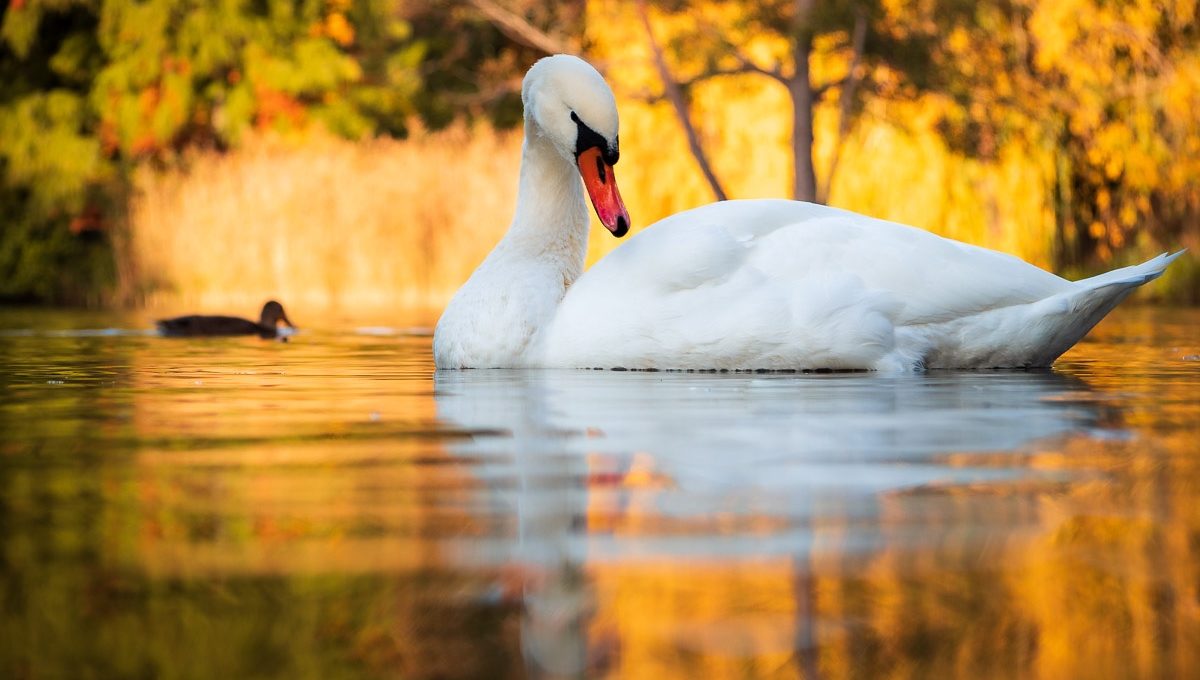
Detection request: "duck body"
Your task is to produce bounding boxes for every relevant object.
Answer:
[432,55,1181,372]
[157,300,294,338]
[156,314,274,338]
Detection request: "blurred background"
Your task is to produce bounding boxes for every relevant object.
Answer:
[4,5,1200,677]
[2,0,1198,314]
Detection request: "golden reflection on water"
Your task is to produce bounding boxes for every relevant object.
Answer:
[1,308,1198,678]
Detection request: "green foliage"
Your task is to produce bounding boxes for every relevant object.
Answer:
[1,1,111,302]
[0,0,475,304]
[0,0,576,303]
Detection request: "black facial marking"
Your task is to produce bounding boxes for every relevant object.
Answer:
[571,111,618,165]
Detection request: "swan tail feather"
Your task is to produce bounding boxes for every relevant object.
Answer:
[1072,250,1185,292]
[1037,250,1187,363]
[916,251,1184,368]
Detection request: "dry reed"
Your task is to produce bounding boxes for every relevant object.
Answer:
[130,125,521,317]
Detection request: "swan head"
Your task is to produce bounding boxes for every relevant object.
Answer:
[523,55,630,237]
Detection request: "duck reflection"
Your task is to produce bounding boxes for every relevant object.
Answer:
[433,369,1104,678]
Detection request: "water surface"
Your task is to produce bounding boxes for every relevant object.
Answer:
[2,307,1198,678]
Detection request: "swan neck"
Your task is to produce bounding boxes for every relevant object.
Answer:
[503,122,589,271]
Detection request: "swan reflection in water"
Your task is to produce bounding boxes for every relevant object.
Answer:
[433,369,1105,677]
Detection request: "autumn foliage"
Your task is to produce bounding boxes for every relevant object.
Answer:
[1,0,1198,306]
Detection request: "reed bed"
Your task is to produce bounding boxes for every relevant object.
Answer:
[130,125,522,316]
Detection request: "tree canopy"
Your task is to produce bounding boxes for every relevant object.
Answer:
[930,0,1200,268]
[625,0,1197,277]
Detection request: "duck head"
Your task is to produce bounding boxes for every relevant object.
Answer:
[522,55,631,237]
[259,300,295,329]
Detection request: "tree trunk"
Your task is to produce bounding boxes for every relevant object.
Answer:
[790,0,818,203]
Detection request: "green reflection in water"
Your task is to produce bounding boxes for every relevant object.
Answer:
[1,307,1198,679]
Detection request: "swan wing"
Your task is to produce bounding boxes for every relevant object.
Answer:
[695,200,1071,325]
[537,199,1072,369]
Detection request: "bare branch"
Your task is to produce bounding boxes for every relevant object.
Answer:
[820,4,869,203]
[446,76,525,111]
[677,65,770,91]
[464,0,574,56]
[688,17,788,85]
[631,71,755,106]
[636,0,729,202]
[729,48,788,85]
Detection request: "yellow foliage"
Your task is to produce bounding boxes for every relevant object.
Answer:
[324,12,355,47]
[588,0,1058,268]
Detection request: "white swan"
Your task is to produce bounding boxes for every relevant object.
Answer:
[433,55,1182,371]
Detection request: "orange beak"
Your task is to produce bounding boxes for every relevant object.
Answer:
[576,147,630,237]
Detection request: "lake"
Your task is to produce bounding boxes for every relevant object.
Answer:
[1,306,1198,679]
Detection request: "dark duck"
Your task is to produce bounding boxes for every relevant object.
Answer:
[157,300,295,338]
